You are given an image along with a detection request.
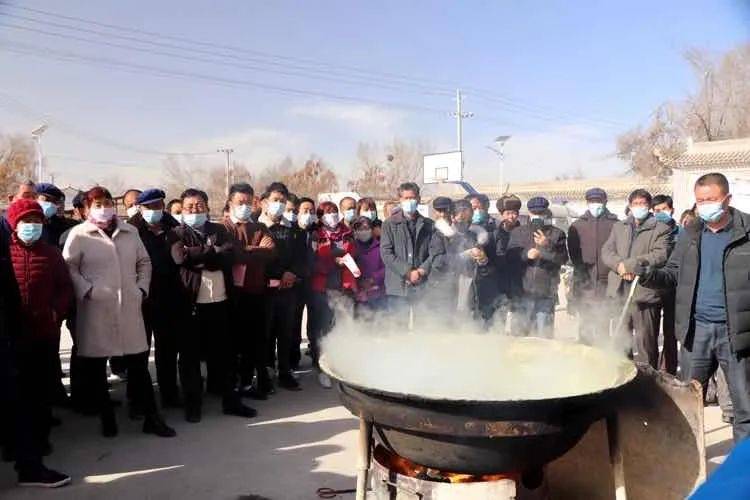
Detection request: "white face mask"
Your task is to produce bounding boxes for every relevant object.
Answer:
[323,213,340,228]
[360,210,375,221]
[298,212,316,229]
[267,201,285,219]
[126,206,138,218]
[232,204,252,222]
[343,208,356,223]
[283,211,298,223]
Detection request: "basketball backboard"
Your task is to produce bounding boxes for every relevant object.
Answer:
[423,151,462,184]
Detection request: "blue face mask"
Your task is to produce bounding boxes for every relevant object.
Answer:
[183,212,207,228]
[17,222,43,244]
[401,199,418,216]
[588,203,604,218]
[142,209,163,225]
[232,204,252,222]
[630,206,650,220]
[471,210,488,225]
[38,200,57,219]
[171,213,182,224]
[343,208,356,223]
[267,201,285,218]
[653,211,672,224]
[697,201,725,223]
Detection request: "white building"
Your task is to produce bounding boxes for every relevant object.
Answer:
[668,137,750,216]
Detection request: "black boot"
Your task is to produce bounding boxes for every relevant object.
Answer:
[278,372,301,391]
[185,404,202,424]
[143,414,176,437]
[101,410,118,438]
[222,396,257,418]
[17,465,71,488]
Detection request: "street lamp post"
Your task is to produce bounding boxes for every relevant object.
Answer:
[31,124,48,183]
[487,135,511,196]
[217,147,234,196]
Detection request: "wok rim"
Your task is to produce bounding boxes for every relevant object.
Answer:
[319,344,638,406]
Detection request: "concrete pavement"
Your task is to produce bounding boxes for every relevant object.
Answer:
[0,316,735,499]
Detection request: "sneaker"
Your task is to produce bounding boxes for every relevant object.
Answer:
[143,415,177,438]
[318,372,333,389]
[278,373,301,391]
[18,466,71,488]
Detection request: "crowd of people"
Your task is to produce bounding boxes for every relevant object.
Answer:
[0,171,748,489]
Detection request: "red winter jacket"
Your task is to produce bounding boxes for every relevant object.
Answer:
[311,224,358,294]
[10,235,73,343]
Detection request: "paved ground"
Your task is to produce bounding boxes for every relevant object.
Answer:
[0,311,735,499]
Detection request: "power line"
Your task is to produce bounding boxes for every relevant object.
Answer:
[0,90,218,157]
[2,4,628,129]
[0,40,451,116]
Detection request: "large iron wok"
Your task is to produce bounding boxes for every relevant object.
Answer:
[320,347,637,475]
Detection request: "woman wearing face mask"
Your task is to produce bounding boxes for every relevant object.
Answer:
[310,201,357,388]
[291,197,318,370]
[63,187,176,439]
[356,197,382,239]
[353,217,386,315]
[6,199,74,488]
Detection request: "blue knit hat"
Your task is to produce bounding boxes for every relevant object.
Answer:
[585,187,607,202]
[527,196,549,214]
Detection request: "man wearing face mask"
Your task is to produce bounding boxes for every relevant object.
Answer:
[6,199,73,487]
[602,189,672,370]
[121,189,142,220]
[567,188,619,345]
[291,197,317,370]
[221,183,276,401]
[380,182,436,321]
[259,183,308,391]
[171,188,258,420]
[651,194,679,375]
[492,195,523,332]
[339,196,358,228]
[35,183,76,250]
[507,197,568,337]
[34,183,77,407]
[639,173,750,442]
[128,189,194,411]
[465,193,499,327]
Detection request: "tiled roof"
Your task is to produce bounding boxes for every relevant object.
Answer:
[667,137,750,169]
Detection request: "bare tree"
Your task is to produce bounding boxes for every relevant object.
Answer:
[617,43,750,177]
[349,138,430,197]
[283,156,339,198]
[0,133,35,197]
[617,105,684,179]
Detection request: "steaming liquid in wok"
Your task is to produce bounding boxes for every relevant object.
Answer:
[321,333,636,401]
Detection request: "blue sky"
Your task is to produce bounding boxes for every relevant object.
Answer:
[0,0,748,191]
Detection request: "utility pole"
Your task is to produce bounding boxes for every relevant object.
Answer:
[31,124,48,183]
[451,89,473,178]
[217,147,234,196]
[487,135,511,196]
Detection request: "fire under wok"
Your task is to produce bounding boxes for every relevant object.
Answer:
[320,336,637,475]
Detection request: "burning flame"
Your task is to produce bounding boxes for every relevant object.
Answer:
[374,445,517,484]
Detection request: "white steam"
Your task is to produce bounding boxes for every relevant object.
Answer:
[320,296,635,401]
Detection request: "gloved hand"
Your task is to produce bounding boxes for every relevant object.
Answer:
[632,259,651,277]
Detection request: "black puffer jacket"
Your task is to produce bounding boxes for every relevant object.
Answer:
[642,208,750,353]
[507,222,568,298]
[129,212,182,305]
